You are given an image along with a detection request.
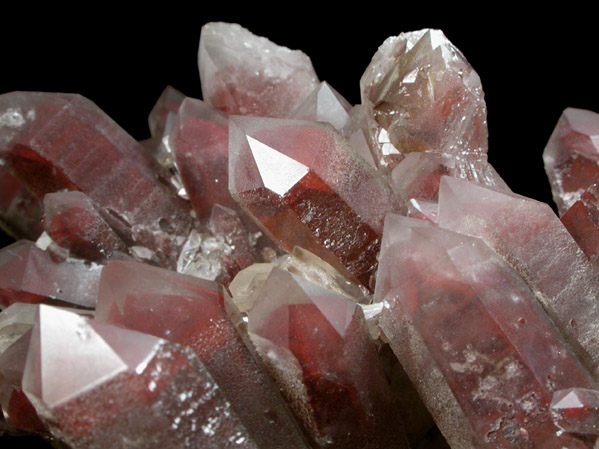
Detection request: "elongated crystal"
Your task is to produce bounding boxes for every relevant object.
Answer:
[377,214,597,449]
[246,267,408,449]
[96,260,310,449]
[438,176,599,381]
[0,92,192,268]
[199,22,319,118]
[229,116,401,291]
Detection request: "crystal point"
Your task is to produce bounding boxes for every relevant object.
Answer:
[551,388,599,435]
[199,22,319,118]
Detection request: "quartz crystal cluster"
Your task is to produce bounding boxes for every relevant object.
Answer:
[1,21,598,449]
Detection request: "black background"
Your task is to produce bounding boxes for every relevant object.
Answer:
[1,5,599,447]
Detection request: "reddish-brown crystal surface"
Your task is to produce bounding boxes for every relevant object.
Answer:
[561,183,599,262]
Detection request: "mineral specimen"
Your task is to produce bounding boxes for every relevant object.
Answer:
[242,267,408,449]
[360,29,488,170]
[23,305,261,449]
[198,22,319,118]
[95,260,310,449]
[551,388,599,435]
[377,214,597,449]
[437,176,599,382]
[228,115,401,291]
[543,107,599,215]
[0,92,192,268]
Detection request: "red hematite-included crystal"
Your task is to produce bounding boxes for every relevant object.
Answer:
[551,388,599,435]
[376,215,598,449]
[0,92,192,268]
[198,22,319,118]
[0,165,43,241]
[95,260,310,449]
[247,268,408,449]
[169,98,237,217]
[43,191,128,262]
[229,116,401,291]
[543,108,599,215]
[437,176,599,382]
[22,306,260,449]
[561,183,599,263]
[0,240,100,309]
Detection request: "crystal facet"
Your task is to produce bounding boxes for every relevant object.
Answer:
[561,183,599,263]
[551,388,599,435]
[377,214,597,449]
[229,116,401,291]
[543,108,599,215]
[199,22,319,118]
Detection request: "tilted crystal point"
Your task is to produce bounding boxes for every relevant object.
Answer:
[551,388,599,435]
[0,240,100,309]
[246,267,408,449]
[0,165,43,241]
[437,176,599,382]
[199,22,319,118]
[23,305,261,449]
[0,92,192,268]
[96,260,310,449]
[360,29,488,170]
[543,107,599,215]
[229,116,401,291]
[169,97,236,218]
[377,214,597,449]
[561,182,599,263]
[43,191,128,262]
[148,85,185,138]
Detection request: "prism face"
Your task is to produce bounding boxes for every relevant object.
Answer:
[561,183,599,262]
[229,117,400,291]
[199,22,319,118]
[0,240,100,309]
[0,92,192,268]
[438,176,599,382]
[248,268,408,449]
[96,260,310,449]
[543,108,599,215]
[43,191,127,262]
[170,98,236,218]
[551,388,599,435]
[377,215,597,449]
[148,85,185,138]
[360,29,488,169]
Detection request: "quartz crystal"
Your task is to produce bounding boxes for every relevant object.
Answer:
[551,388,599,435]
[377,214,597,449]
[95,260,310,449]
[243,267,408,449]
[43,191,128,262]
[148,85,186,139]
[0,92,192,268]
[23,305,260,449]
[360,29,487,171]
[437,176,599,382]
[229,116,401,291]
[561,183,599,263]
[199,22,319,118]
[543,108,599,215]
[0,240,100,309]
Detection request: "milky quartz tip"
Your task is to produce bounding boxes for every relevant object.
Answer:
[199,22,319,118]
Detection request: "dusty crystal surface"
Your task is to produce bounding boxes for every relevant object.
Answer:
[0,92,192,268]
[551,388,599,435]
[199,22,319,118]
[377,214,597,449]
[0,240,100,309]
[229,116,401,291]
[95,260,309,449]
[245,267,408,449]
[438,176,599,382]
[23,305,260,449]
[543,107,599,215]
[360,29,488,170]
